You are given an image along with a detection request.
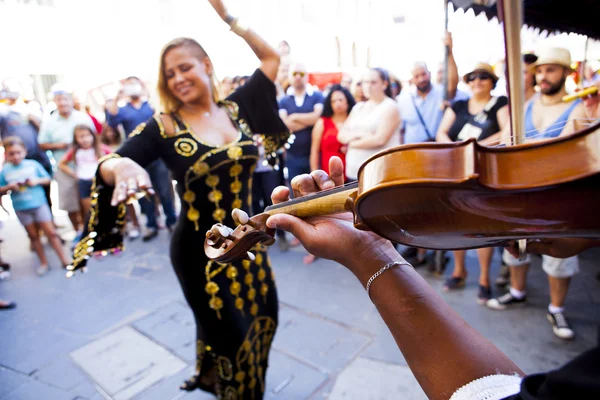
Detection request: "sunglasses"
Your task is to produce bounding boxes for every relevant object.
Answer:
[292,71,306,78]
[467,72,493,83]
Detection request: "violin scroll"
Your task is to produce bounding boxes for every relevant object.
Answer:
[204,209,276,263]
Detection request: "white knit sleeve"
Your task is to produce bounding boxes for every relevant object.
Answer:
[449,375,522,400]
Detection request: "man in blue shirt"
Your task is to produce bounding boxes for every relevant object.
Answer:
[397,33,464,145]
[396,32,464,267]
[106,77,177,241]
[278,63,324,181]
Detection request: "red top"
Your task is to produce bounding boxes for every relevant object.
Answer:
[320,117,345,178]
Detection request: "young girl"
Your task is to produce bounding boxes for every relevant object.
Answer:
[100,124,123,152]
[59,125,111,218]
[0,137,71,275]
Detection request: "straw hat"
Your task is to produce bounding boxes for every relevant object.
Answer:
[463,62,499,84]
[530,47,575,72]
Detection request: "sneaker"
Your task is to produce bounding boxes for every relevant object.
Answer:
[142,228,159,242]
[486,292,526,310]
[495,263,510,287]
[36,266,49,276]
[477,285,492,305]
[443,276,465,291]
[128,228,141,240]
[547,311,575,340]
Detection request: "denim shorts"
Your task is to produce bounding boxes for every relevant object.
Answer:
[16,203,53,226]
[78,179,94,199]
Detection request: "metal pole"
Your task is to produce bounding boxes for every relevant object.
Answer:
[498,0,525,145]
[443,0,450,101]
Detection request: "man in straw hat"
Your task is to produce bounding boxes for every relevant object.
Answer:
[486,47,582,341]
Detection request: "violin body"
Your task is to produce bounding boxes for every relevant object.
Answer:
[205,121,600,262]
[355,121,600,249]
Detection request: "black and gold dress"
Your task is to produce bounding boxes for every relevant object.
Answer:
[71,69,291,400]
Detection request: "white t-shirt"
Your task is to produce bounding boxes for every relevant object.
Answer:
[344,97,401,179]
[38,109,95,162]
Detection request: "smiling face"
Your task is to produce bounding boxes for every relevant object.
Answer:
[465,71,495,96]
[163,45,213,106]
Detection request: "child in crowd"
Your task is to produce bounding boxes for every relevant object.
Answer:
[100,124,122,152]
[59,124,111,218]
[0,137,70,275]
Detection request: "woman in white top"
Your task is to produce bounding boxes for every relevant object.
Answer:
[337,68,401,180]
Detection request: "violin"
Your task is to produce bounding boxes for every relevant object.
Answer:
[205,120,600,263]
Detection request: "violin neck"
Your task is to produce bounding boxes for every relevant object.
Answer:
[264,181,358,218]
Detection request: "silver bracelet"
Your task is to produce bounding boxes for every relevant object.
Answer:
[365,261,411,299]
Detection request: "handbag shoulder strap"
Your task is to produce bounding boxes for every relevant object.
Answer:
[410,95,435,141]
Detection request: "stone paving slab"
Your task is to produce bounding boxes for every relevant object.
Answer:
[1,378,74,400]
[132,301,196,363]
[0,367,28,400]
[328,357,426,400]
[32,355,90,392]
[272,304,372,373]
[264,349,328,400]
[70,326,187,400]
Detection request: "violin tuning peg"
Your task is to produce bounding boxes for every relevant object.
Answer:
[244,251,256,262]
[232,209,250,225]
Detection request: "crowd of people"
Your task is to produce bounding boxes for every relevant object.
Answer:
[0,0,599,398]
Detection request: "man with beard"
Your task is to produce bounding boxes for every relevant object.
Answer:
[486,48,582,341]
[106,76,177,241]
[396,32,464,267]
[524,47,581,140]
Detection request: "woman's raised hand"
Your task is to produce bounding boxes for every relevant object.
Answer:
[207,0,230,21]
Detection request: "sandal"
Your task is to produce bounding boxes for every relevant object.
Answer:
[443,276,466,292]
[180,366,219,394]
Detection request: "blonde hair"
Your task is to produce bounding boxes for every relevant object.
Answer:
[157,37,221,113]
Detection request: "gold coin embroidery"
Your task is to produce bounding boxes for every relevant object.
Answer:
[230,181,242,194]
[208,190,223,203]
[227,146,243,160]
[192,161,210,176]
[205,175,220,187]
[232,198,242,209]
[212,208,226,222]
[187,208,200,221]
[174,137,198,157]
[183,190,196,203]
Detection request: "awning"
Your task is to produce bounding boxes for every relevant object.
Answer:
[449,0,600,40]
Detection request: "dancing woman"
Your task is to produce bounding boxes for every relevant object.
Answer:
[70,1,290,398]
